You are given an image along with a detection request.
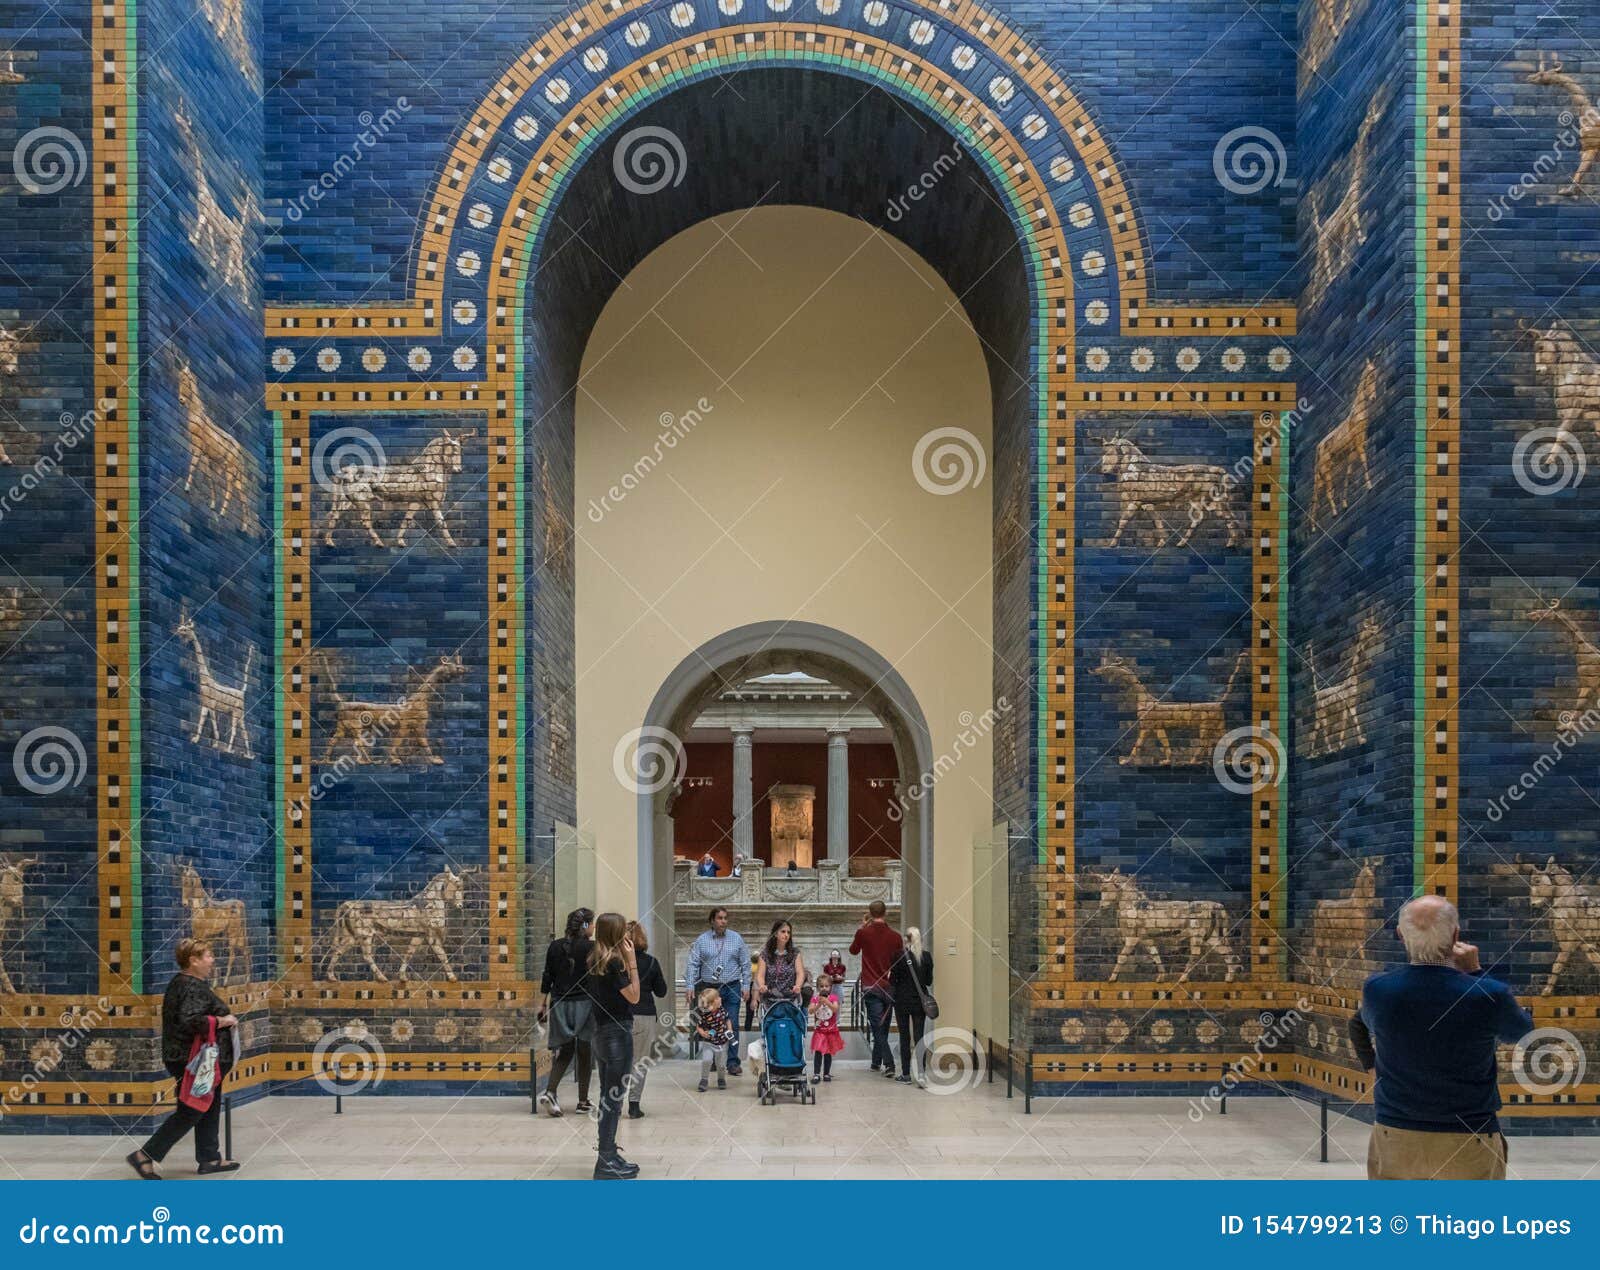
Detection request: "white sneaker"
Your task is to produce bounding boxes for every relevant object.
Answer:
[538,1091,562,1117]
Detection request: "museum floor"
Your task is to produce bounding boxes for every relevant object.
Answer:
[4,1061,1594,1181]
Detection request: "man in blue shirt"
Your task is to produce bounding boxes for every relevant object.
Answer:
[684,906,751,1075]
[1348,894,1534,1179]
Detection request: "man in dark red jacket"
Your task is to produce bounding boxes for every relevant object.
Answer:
[850,900,903,1076]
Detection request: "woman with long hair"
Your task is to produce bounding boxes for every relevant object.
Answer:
[754,919,806,1006]
[586,912,641,1179]
[623,920,668,1119]
[536,907,594,1116]
[126,939,240,1178]
[889,924,935,1086]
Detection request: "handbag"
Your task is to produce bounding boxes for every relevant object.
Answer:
[179,1016,220,1111]
[903,949,939,1020]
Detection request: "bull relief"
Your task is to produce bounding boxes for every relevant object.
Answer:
[1308,359,1377,527]
[1305,95,1380,311]
[176,357,252,531]
[1087,868,1240,983]
[1308,860,1380,988]
[174,103,256,296]
[180,862,250,984]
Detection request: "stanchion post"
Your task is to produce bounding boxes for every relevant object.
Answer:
[1319,1097,1329,1163]
[1220,1062,1228,1116]
[987,1037,993,1084]
[224,1095,233,1160]
[1024,1051,1033,1115]
[1006,1043,1013,1099]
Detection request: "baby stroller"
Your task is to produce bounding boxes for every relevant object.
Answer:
[756,996,814,1105]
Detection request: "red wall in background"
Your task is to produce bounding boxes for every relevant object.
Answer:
[672,740,900,871]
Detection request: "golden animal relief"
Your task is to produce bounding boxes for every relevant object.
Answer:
[175,607,254,759]
[1093,649,1249,767]
[1527,597,1600,716]
[180,862,249,984]
[1,324,33,465]
[1528,54,1600,196]
[174,104,256,294]
[1300,0,1365,86]
[1308,359,1377,527]
[1526,320,1600,451]
[1090,868,1240,983]
[200,0,258,86]
[540,666,572,783]
[1498,856,1600,995]
[322,428,472,550]
[322,868,466,982]
[1306,96,1380,310]
[1097,435,1244,549]
[1303,613,1381,757]
[317,652,467,767]
[1309,860,1379,987]
[176,359,251,529]
[0,858,35,993]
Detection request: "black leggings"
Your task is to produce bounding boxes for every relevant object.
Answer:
[545,1038,592,1102]
[895,1006,927,1077]
[812,1051,833,1077]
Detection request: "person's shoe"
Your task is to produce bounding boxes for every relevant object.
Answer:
[823,1073,832,1082]
[537,1091,562,1118]
[575,1099,593,1113]
[593,1154,639,1180]
[916,1075,928,1089]
[883,1066,898,1079]
[726,1065,742,1077]
[627,1102,644,1119]
[697,1078,708,1093]
[717,1075,727,1090]
[895,1073,912,1083]
[197,1160,241,1175]
[126,1150,160,1180]
[869,1063,881,1073]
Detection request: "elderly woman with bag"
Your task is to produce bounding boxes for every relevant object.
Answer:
[126,938,240,1179]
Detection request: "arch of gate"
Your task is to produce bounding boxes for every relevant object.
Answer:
[264,1,1296,1011]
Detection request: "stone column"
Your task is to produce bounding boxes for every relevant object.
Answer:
[826,727,850,868]
[731,726,755,861]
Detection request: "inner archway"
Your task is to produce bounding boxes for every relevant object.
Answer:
[573,207,996,1025]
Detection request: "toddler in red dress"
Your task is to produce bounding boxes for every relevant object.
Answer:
[809,974,845,1081]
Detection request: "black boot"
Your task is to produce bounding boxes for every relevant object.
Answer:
[627,1101,644,1119]
[594,1152,640,1180]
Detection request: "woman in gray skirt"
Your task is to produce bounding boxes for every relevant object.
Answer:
[536,907,594,1115]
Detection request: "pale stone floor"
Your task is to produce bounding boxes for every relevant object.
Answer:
[5,1060,1596,1180]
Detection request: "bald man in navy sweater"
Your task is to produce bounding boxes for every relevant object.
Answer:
[1348,895,1534,1180]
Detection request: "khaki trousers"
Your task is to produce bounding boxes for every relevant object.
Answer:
[1366,1123,1507,1180]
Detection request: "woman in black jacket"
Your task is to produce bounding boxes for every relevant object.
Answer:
[536,907,594,1116]
[126,939,240,1178]
[623,920,668,1119]
[889,925,934,1087]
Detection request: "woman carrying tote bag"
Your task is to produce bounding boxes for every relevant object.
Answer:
[536,907,595,1116]
[888,925,936,1087]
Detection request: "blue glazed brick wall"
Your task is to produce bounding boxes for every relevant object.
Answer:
[1287,0,1416,1039]
[0,2,99,1000]
[136,0,273,1008]
[1457,0,1600,1099]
